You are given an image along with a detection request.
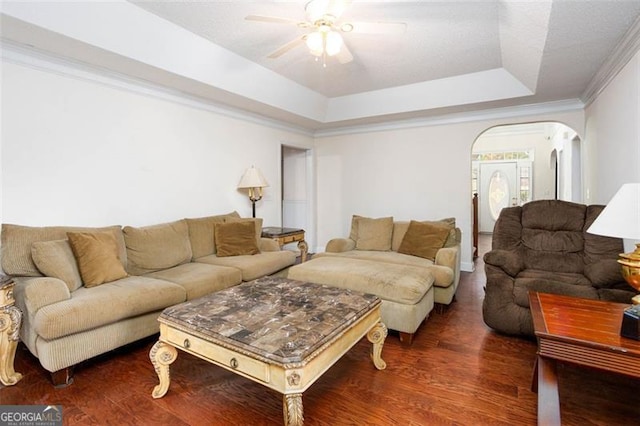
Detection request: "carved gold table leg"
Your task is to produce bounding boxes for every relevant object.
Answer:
[150,341,178,398]
[283,393,304,426]
[0,279,23,386]
[297,240,308,263]
[367,321,387,370]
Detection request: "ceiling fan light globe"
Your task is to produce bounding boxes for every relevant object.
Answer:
[325,31,342,56]
[306,31,324,53]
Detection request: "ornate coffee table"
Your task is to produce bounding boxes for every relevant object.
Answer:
[150,276,387,425]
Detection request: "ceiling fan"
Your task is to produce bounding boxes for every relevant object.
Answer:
[245,0,407,66]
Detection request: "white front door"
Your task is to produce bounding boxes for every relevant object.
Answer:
[479,162,518,233]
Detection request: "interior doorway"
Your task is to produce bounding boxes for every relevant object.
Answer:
[281,145,311,251]
[471,122,582,247]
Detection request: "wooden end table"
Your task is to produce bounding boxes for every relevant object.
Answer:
[262,227,308,263]
[529,291,640,425]
[0,275,23,386]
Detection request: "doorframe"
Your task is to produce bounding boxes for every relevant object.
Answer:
[279,143,316,252]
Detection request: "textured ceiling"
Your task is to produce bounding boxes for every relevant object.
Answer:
[129,0,640,98]
[3,1,640,131]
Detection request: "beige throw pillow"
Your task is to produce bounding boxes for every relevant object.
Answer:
[31,239,83,292]
[355,216,394,251]
[214,221,260,257]
[67,231,128,287]
[122,220,192,275]
[398,221,451,261]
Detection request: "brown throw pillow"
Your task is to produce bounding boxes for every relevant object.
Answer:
[67,231,128,287]
[355,217,393,251]
[214,221,260,257]
[398,221,451,261]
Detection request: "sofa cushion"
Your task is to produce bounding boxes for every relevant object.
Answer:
[146,262,242,300]
[355,216,393,251]
[185,211,240,258]
[314,251,453,288]
[67,231,128,287]
[214,221,260,257]
[1,224,125,277]
[31,240,83,292]
[398,221,450,261]
[195,251,296,281]
[123,220,192,275]
[32,276,185,340]
[288,257,433,305]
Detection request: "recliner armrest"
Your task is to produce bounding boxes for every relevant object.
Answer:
[325,238,356,253]
[483,249,524,277]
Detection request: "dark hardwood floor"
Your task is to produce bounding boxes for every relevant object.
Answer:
[2,235,639,425]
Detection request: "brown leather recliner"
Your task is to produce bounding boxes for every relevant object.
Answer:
[482,199,636,337]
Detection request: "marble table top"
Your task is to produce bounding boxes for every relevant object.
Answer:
[159,276,380,364]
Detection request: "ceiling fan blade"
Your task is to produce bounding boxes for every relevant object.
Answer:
[346,21,407,35]
[336,43,353,64]
[245,14,309,27]
[267,36,306,59]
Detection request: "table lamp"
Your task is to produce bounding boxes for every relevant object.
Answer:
[586,183,640,339]
[237,166,269,218]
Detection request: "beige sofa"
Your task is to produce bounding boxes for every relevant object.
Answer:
[2,211,295,385]
[287,216,461,344]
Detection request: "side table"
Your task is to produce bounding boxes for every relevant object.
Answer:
[529,291,640,425]
[0,275,22,386]
[261,227,308,263]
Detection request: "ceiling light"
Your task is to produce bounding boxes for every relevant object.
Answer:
[306,31,324,56]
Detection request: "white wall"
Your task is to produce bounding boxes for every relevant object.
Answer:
[315,111,584,271]
[584,50,640,204]
[1,61,313,228]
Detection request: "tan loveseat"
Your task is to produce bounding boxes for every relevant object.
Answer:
[2,211,295,385]
[288,216,461,344]
[315,217,462,306]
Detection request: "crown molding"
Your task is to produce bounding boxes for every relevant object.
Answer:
[581,14,640,107]
[2,40,586,141]
[0,41,314,137]
[313,99,584,138]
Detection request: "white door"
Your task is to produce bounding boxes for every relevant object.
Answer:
[282,146,309,231]
[479,162,518,233]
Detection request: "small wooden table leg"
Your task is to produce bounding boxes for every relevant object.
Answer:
[150,341,178,398]
[367,322,388,370]
[0,280,23,386]
[537,356,561,426]
[297,240,308,263]
[283,393,304,426]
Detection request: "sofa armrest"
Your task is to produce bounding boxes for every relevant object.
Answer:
[325,238,356,253]
[14,276,71,314]
[435,247,458,270]
[483,249,523,277]
[259,237,281,252]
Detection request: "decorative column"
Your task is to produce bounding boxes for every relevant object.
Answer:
[0,276,23,386]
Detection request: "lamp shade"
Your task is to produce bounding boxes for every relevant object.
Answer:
[237,166,269,189]
[587,183,640,240]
